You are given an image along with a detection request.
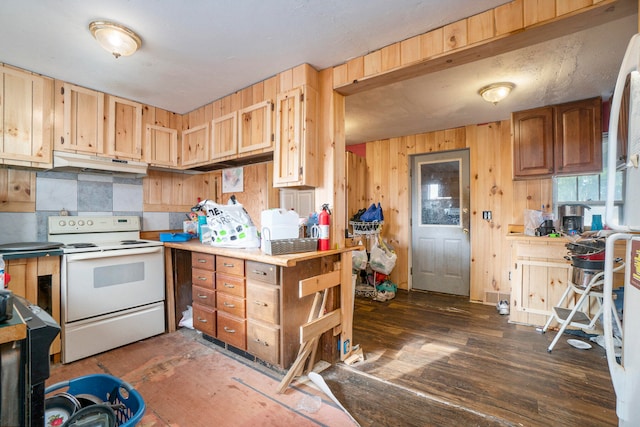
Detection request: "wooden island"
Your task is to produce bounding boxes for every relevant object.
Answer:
[163,240,356,371]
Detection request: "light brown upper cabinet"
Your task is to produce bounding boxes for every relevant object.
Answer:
[145,124,178,168]
[55,82,104,155]
[273,85,318,187]
[512,97,602,179]
[238,100,273,156]
[0,65,53,168]
[106,95,143,160]
[181,123,209,167]
[211,111,238,161]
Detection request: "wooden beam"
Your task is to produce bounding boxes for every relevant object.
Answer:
[300,309,341,343]
[299,270,341,297]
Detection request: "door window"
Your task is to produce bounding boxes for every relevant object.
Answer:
[419,160,461,226]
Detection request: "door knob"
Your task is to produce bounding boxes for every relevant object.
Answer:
[463,228,469,234]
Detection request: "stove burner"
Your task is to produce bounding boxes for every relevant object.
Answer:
[121,240,144,245]
[67,243,97,248]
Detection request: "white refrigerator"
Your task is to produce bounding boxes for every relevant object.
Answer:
[604,32,640,427]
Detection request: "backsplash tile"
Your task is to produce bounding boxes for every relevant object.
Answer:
[36,177,78,211]
[113,183,143,212]
[78,181,113,212]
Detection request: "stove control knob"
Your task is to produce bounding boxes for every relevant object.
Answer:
[58,220,66,227]
[78,220,85,226]
[87,220,94,226]
[69,220,76,226]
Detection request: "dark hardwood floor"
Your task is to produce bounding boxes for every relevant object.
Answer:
[348,290,617,426]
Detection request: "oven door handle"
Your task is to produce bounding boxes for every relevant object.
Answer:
[65,246,163,261]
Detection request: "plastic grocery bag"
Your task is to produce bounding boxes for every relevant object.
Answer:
[195,197,260,248]
[352,248,368,270]
[369,238,396,275]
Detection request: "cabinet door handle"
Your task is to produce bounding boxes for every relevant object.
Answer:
[254,301,268,306]
[252,270,267,276]
[223,262,235,268]
[197,317,207,323]
[223,283,235,289]
[253,338,269,346]
[223,302,235,308]
[223,326,236,334]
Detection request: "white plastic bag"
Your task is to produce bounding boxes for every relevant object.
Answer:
[524,209,543,236]
[196,198,260,248]
[369,239,396,275]
[352,248,368,270]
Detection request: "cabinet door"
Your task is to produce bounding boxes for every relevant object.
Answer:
[181,123,209,167]
[145,124,178,167]
[106,95,143,160]
[238,100,273,155]
[274,87,302,186]
[56,82,104,155]
[512,106,554,178]
[211,111,237,160]
[617,74,631,168]
[0,65,53,167]
[554,97,602,175]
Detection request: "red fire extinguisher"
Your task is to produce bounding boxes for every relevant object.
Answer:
[318,204,331,251]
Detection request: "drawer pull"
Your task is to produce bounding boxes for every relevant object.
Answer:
[197,317,207,323]
[223,262,235,268]
[197,259,208,263]
[197,294,208,299]
[253,338,269,347]
[223,302,235,308]
[252,270,267,276]
[254,301,268,307]
[223,283,235,289]
[223,326,236,334]
[198,276,208,281]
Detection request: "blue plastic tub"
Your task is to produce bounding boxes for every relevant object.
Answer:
[45,374,145,426]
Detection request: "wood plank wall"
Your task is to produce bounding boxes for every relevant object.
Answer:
[354,120,552,304]
[0,168,37,212]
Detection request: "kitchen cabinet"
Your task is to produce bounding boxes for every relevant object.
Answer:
[181,123,209,167]
[211,112,238,161]
[273,85,318,187]
[54,82,104,155]
[215,256,246,350]
[164,241,356,370]
[246,261,280,365]
[512,97,602,179]
[106,95,143,160]
[5,256,61,357]
[238,100,273,157]
[191,253,216,336]
[145,124,178,167]
[0,65,53,168]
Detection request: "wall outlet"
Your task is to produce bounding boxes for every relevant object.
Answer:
[482,210,492,221]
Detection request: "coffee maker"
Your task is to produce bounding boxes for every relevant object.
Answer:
[558,204,590,235]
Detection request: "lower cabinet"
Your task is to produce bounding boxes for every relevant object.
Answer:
[188,251,324,369]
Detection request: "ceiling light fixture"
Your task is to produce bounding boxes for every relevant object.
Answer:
[478,82,515,105]
[89,21,142,58]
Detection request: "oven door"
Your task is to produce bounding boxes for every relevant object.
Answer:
[62,246,164,322]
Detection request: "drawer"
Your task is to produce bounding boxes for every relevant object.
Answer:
[193,303,216,336]
[246,283,279,324]
[216,256,244,276]
[192,268,215,289]
[216,272,245,298]
[192,285,216,309]
[217,311,246,350]
[192,253,215,271]
[216,292,246,318]
[246,261,277,284]
[247,321,280,365]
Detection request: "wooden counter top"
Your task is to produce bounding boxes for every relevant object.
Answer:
[163,240,360,267]
[505,233,570,243]
[0,305,26,344]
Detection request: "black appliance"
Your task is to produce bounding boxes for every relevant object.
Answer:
[0,295,60,426]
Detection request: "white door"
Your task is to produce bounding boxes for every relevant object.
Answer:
[411,150,470,296]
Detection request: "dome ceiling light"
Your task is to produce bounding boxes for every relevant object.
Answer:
[89,21,142,59]
[478,82,515,105]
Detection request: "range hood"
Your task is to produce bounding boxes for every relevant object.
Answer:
[52,151,148,176]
